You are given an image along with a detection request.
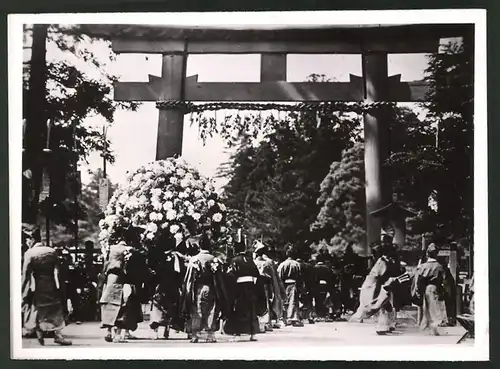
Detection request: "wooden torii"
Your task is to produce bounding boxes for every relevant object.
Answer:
[83,23,471,254]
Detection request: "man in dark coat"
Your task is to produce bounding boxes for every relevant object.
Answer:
[149,235,187,339]
[224,239,266,341]
[298,258,316,324]
[313,260,336,321]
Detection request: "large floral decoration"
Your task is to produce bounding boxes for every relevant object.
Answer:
[98,158,231,255]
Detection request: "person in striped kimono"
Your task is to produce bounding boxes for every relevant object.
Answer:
[277,247,304,327]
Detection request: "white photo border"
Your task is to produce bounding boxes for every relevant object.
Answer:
[8,9,489,361]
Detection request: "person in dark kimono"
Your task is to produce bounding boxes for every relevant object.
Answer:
[224,240,266,341]
[100,227,145,343]
[438,255,457,327]
[181,233,228,343]
[253,241,284,332]
[313,260,336,321]
[277,248,304,327]
[411,243,448,335]
[22,226,72,346]
[149,236,188,339]
[261,247,286,329]
[339,244,363,315]
[297,257,316,324]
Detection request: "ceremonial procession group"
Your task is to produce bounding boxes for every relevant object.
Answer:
[21,223,464,346]
[21,159,470,346]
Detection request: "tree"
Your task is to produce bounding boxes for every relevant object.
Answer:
[219,101,362,256]
[422,37,474,243]
[22,24,139,225]
[40,169,116,248]
[311,142,366,255]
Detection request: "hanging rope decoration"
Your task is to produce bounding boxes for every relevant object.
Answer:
[157,99,398,146]
[156,100,397,114]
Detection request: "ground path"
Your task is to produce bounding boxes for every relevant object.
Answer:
[23,317,471,348]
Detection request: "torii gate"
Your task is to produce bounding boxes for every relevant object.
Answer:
[84,23,471,254]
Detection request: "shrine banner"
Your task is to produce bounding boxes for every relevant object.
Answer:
[99,178,110,212]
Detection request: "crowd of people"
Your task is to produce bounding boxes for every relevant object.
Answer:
[21,222,470,346]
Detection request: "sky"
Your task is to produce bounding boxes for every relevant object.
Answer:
[37,31,431,190]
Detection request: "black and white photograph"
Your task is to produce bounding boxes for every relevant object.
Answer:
[9,10,488,360]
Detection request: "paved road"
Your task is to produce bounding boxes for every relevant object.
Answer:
[22,318,471,348]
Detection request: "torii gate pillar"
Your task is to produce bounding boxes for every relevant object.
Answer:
[362,52,392,255]
[156,54,186,159]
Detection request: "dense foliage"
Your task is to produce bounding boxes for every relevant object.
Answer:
[23,24,138,227]
[218,107,362,258]
[311,142,366,254]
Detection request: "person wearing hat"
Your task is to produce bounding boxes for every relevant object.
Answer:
[22,225,72,346]
[99,226,147,343]
[411,243,448,335]
[223,238,266,341]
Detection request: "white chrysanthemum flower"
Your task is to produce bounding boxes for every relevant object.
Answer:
[166,209,177,220]
[219,203,227,212]
[194,190,203,198]
[220,226,228,233]
[156,213,164,221]
[174,232,183,243]
[147,222,158,233]
[192,212,201,221]
[149,212,158,221]
[161,222,169,229]
[208,199,215,208]
[152,201,162,211]
[138,211,147,219]
[99,229,109,240]
[146,233,155,240]
[170,224,180,234]
[164,191,174,199]
[163,201,173,210]
[151,188,162,197]
[212,213,223,222]
[118,193,129,204]
[169,177,178,185]
[176,168,186,177]
[139,195,147,204]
